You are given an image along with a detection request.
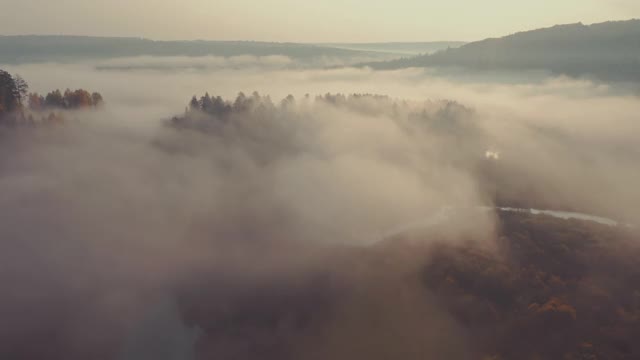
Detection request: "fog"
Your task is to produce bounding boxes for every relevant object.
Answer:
[1,61,640,359]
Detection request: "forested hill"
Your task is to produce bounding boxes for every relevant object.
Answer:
[368,19,640,82]
[0,36,394,64]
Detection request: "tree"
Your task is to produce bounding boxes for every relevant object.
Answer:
[28,93,45,111]
[0,69,20,116]
[45,89,64,108]
[233,92,248,111]
[13,75,29,105]
[64,89,92,108]
[281,94,296,108]
[189,96,200,111]
[200,93,214,114]
[63,89,73,108]
[91,92,104,107]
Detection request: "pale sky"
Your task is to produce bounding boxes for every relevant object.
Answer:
[0,0,639,42]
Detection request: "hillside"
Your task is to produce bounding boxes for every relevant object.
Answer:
[369,19,640,82]
[175,211,640,360]
[0,35,394,64]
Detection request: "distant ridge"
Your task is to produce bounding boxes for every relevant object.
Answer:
[367,19,640,82]
[0,36,398,64]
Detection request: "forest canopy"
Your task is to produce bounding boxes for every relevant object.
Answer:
[0,68,104,125]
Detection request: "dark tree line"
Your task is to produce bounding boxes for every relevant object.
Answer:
[28,89,103,111]
[0,69,105,125]
[188,92,234,116]
[178,91,474,126]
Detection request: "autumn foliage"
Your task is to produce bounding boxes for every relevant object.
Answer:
[0,68,104,126]
[419,212,640,359]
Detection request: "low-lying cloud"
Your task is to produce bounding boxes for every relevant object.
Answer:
[1,61,639,359]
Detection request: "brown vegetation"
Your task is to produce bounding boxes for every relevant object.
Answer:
[173,211,640,360]
[0,68,104,126]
